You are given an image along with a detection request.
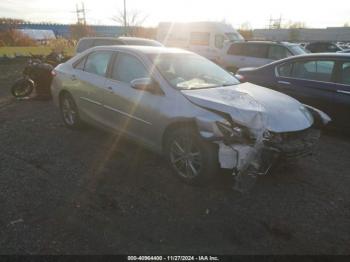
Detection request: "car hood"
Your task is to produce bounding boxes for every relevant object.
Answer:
[181,82,313,133]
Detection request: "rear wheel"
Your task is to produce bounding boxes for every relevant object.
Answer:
[60,92,82,129]
[11,78,34,98]
[165,127,219,184]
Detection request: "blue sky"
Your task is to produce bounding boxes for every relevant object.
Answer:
[1,0,349,28]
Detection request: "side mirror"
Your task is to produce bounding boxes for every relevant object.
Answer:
[130,78,162,95]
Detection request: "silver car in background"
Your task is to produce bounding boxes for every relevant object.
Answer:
[75,37,163,54]
[219,41,307,73]
[51,46,330,185]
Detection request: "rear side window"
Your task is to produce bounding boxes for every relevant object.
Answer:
[228,43,269,58]
[244,44,268,58]
[278,62,293,77]
[84,51,113,77]
[76,39,93,53]
[190,32,210,46]
[73,57,86,70]
[227,43,244,55]
[292,60,335,82]
[268,45,291,60]
[112,53,149,83]
[340,62,350,85]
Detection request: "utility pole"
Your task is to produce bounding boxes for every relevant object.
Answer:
[76,2,86,25]
[268,15,282,29]
[123,0,127,36]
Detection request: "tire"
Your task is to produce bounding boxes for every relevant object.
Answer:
[164,127,219,185]
[59,92,82,129]
[11,78,34,98]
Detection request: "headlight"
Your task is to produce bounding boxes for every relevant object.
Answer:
[216,120,245,139]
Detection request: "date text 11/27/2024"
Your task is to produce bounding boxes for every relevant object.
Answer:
[127,256,220,261]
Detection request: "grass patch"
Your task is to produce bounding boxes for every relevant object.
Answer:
[0,46,75,57]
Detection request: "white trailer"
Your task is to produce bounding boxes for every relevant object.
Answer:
[157,21,244,61]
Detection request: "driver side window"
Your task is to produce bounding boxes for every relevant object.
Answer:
[112,53,149,83]
[215,35,225,49]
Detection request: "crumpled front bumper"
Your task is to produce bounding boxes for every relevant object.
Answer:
[217,128,320,176]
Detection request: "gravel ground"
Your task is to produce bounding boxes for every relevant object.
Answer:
[0,60,350,254]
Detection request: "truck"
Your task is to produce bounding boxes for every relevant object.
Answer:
[157,21,244,62]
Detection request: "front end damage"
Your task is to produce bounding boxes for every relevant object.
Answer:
[195,107,328,192]
[182,83,331,192]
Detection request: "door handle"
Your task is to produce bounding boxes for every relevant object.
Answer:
[337,90,350,95]
[278,80,291,85]
[70,74,77,81]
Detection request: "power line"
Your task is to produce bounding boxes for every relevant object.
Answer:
[76,2,86,25]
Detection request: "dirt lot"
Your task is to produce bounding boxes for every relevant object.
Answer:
[0,60,350,254]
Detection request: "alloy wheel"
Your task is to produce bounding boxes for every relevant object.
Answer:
[62,96,77,126]
[169,136,202,179]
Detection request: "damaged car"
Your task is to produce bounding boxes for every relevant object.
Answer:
[51,46,330,186]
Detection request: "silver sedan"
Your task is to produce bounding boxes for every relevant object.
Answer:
[51,46,330,185]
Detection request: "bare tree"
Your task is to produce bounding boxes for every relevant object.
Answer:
[283,20,307,29]
[112,9,147,36]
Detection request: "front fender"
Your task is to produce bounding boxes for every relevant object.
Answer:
[195,115,227,141]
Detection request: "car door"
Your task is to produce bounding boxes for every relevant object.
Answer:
[101,52,164,146]
[332,60,350,127]
[274,59,337,118]
[72,50,113,124]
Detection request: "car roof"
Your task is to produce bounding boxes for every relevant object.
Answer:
[284,53,350,60]
[78,37,120,41]
[86,45,193,55]
[78,36,159,42]
[259,53,350,68]
[230,41,297,46]
[118,36,158,42]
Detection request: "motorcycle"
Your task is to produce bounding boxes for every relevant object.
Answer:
[11,51,67,99]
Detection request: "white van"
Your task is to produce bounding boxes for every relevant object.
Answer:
[157,21,244,61]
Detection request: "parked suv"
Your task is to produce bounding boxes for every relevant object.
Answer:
[75,37,163,54]
[219,41,307,72]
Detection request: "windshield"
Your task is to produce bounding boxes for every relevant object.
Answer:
[225,32,244,41]
[289,44,308,55]
[149,53,240,90]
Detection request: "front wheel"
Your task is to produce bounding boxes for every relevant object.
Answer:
[165,127,219,184]
[59,93,82,129]
[11,78,34,98]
